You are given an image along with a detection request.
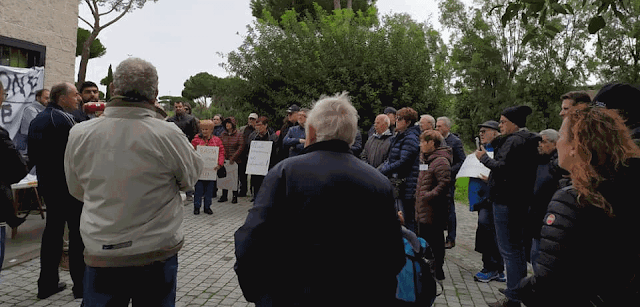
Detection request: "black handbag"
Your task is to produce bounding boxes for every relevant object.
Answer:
[217,165,227,178]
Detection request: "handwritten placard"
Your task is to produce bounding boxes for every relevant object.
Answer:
[246,141,273,176]
[456,152,493,179]
[197,146,219,180]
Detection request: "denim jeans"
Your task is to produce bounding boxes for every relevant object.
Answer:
[83,254,178,307]
[194,180,215,210]
[493,203,527,301]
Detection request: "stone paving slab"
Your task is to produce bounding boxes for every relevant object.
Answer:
[0,194,509,306]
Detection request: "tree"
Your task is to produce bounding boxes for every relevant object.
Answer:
[250,0,376,23]
[99,64,113,101]
[592,0,640,84]
[498,0,632,44]
[181,72,217,107]
[76,28,107,59]
[77,0,158,84]
[224,4,449,130]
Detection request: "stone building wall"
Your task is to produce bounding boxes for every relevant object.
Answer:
[0,0,78,89]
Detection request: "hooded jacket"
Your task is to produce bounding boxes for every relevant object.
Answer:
[516,158,640,306]
[415,146,453,227]
[379,125,421,200]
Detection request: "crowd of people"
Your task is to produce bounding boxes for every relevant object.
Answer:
[1,54,639,307]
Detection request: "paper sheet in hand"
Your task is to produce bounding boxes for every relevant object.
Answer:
[197,146,219,180]
[217,160,238,191]
[246,141,273,176]
[456,152,493,179]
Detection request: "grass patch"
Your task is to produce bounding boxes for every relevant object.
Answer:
[454,177,469,205]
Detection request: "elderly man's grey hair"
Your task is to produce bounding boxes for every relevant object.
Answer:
[306,92,359,145]
[539,129,560,143]
[436,116,452,128]
[421,114,435,128]
[113,57,158,102]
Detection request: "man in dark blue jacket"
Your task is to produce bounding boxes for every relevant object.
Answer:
[476,105,541,307]
[235,93,405,306]
[436,116,466,249]
[28,82,85,300]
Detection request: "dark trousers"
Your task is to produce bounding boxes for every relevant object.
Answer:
[84,255,178,307]
[446,185,457,243]
[238,162,248,196]
[38,193,85,297]
[251,175,265,199]
[418,222,445,280]
[476,205,504,272]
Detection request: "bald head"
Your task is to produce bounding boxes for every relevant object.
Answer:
[374,114,390,134]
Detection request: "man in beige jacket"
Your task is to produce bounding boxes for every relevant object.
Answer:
[64,57,203,306]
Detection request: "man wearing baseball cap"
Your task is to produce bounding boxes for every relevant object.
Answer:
[592,83,640,145]
[239,113,259,197]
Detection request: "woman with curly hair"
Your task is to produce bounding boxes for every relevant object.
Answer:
[515,105,640,306]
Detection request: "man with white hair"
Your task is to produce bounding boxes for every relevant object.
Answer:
[436,116,466,249]
[64,57,203,306]
[420,114,436,132]
[234,92,405,306]
[361,114,393,168]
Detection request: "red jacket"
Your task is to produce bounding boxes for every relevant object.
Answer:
[191,134,225,166]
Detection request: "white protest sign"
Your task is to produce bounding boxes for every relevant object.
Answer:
[246,141,273,176]
[217,160,238,191]
[197,146,219,180]
[456,152,494,179]
[0,65,45,140]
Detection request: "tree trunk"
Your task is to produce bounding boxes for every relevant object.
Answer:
[347,0,352,9]
[77,28,100,85]
[334,0,341,10]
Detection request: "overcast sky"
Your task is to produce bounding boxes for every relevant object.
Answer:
[77,0,453,98]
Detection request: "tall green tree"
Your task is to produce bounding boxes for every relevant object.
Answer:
[77,0,158,84]
[224,4,449,130]
[99,64,113,101]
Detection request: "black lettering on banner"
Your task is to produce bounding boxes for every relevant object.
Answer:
[1,104,12,125]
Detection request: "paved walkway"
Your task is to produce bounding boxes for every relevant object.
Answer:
[0,195,507,306]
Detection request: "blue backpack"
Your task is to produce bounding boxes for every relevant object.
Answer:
[396,227,441,305]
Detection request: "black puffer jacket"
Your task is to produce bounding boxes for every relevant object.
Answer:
[516,158,640,306]
[479,129,540,205]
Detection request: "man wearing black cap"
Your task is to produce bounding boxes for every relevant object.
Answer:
[592,83,640,145]
[470,120,505,283]
[274,104,299,163]
[475,106,541,307]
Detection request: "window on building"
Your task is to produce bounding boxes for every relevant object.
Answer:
[0,36,46,68]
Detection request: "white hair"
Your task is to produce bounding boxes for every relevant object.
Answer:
[539,129,560,143]
[306,92,359,145]
[113,57,158,102]
[421,114,435,128]
[436,116,452,128]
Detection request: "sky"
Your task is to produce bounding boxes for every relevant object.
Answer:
[77,0,452,98]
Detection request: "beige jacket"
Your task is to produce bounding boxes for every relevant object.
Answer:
[64,101,203,267]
